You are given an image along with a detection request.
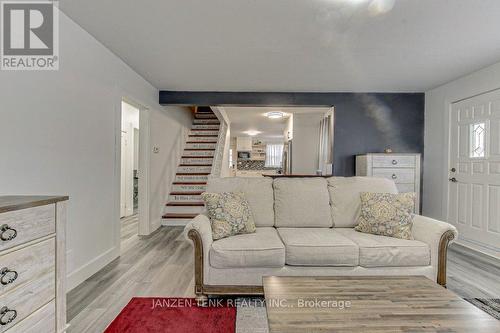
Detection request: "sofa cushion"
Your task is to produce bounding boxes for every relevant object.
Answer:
[277,228,359,266]
[206,177,274,227]
[336,228,430,267]
[274,178,333,228]
[201,192,256,240]
[355,192,415,240]
[210,227,285,268]
[327,177,398,228]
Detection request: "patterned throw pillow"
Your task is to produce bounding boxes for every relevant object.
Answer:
[355,192,415,240]
[201,192,256,240]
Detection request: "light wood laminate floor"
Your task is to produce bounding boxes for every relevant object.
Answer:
[67,227,499,332]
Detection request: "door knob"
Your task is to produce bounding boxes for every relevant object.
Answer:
[450,168,456,172]
[449,177,457,183]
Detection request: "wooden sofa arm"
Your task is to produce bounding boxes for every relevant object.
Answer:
[412,215,458,287]
[437,230,456,287]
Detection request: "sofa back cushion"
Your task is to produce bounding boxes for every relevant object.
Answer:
[206,177,275,227]
[327,176,398,228]
[274,177,333,228]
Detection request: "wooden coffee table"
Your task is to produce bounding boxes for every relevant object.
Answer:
[263,276,500,332]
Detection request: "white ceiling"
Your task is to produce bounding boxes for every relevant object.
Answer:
[223,106,330,140]
[60,0,500,92]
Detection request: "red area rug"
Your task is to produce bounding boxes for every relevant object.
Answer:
[105,298,236,333]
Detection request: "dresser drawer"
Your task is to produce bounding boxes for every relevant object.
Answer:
[0,238,55,296]
[372,155,416,168]
[0,205,55,251]
[5,300,55,333]
[396,183,415,193]
[0,263,54,332]
[372,168,415,183]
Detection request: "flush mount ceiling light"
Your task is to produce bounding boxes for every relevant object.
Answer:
[244,130,261,136]
[266,111,284,119]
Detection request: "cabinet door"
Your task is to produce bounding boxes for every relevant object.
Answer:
[236,137,252,151]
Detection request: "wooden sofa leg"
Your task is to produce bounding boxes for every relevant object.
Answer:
[437,230,455,287]
[188,229,207,301]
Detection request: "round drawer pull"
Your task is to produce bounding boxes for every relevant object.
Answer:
[0,306,16,326]
[0,225,17,242]
[392,160,398,165]
[391,174,397,179]
[0,268,18,286]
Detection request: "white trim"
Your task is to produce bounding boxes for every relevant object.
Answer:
[455,238,500,260]
[120,96,151,236]
[138,108,151,235]
[67,246,120,292]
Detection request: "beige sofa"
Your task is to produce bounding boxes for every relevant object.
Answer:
[184,177,457,299]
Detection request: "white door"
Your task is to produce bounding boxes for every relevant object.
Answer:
[448,89,500,255]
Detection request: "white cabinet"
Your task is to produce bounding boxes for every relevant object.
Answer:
[236,137,253,151]
[0,196,68,333]
[356,154,421,213]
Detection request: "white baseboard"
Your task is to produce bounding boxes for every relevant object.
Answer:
[67,246,120,292]
[455,237,500,260]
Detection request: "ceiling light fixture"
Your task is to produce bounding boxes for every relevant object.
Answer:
[267,111,284,119]
[244,130,261,136]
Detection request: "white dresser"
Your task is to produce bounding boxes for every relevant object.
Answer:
[0,196,68,333]
[356,154,421,213]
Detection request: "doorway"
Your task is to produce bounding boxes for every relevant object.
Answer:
[448,88,500,258]
[220,106,334,177]
[120,101,140,246]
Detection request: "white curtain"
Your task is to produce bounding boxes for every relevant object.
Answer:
[265,144,284,168]
[318,112,334,175]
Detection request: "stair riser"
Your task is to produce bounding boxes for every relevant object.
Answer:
[189,130,219,136]
[188,136,219,142]
[192,125,220,130]
[165,206,206,214]
[172,184,206,192]
[180,157,213,165]
[183,150,215,157]
[161,219,190,226]
[193,119,220,124]
[169,194,202,201]
[175,175,209,182]
[177,166,212,173]
[194,114,218,119]
[185,143,217,150]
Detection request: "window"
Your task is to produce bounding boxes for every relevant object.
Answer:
[470,122,485,158]
[265,144,284,168]
[229,149,233,168]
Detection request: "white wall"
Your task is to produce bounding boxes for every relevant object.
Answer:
[424,61,500,220]
[149,106,191,231]
[0,11,192,291]
[292,113,324,174]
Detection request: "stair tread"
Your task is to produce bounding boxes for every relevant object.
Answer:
[170,191,203,196]
[176,173,210,175]
[184,149,216,151]
[179,164,213,167]
[186,141,218,144]
[166,201,205,206]
[173,181,207,184]
[181,156,213,158]
[162,213,198,219]
[188,135,219,137]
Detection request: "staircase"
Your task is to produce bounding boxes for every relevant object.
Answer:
[162,107,220,225]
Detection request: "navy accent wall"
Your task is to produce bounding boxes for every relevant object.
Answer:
[159,91,424,176]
